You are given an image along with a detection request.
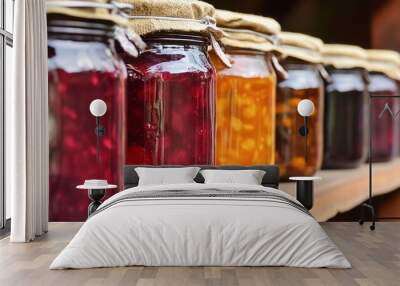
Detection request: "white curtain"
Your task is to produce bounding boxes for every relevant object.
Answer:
[7,0,49,242]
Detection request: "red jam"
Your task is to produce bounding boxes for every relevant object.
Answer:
[119,34,215,165]
[48,19,126,221]
[369,73,400,162]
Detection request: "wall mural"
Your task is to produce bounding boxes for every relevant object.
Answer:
[47,4,400,223]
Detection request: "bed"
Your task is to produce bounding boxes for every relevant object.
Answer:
[50,165,350,269]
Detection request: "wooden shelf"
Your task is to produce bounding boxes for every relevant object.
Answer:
[280,159,400,222]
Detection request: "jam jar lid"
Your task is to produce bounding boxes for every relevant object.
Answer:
[321,44,367,70]
[47,0,146,57]
[120,0,231,67]
[213,9,281,54]
[276,32,323,64]
[215,9,281,35]
[366,49,400,81]
[46,0,132,27]
[119,0,221,37]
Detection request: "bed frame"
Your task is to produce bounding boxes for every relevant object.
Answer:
[124,165,280,189]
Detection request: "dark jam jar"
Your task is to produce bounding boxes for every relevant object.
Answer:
[366,50,400,162]
[321,44,369,169]
[276,61,324,178]
[48,16,126,221]
[322,67,368,169]
[368,72,399,162]
[119,33,215,165]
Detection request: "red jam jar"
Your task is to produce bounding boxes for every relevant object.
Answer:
[366,50,400,162]
[322,45,369,169]
[275,32,324,179]
[119,0,222,165]
[47,9,127,221]
[120,33,215,165]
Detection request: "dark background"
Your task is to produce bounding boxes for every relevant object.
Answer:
[208,0,400,51]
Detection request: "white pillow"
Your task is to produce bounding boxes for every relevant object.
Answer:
[135,167,200,186]
[200,169,266,185]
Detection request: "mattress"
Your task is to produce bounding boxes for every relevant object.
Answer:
[50,183,351,269]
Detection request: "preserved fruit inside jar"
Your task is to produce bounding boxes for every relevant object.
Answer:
[369,73,399,162]
[276,62,323,178]
[366,49,400,162]
[211,50,276,165]
[274,32,324,179]
[119,33,215,165]
[323,68,368,168]
[48,17,126,221]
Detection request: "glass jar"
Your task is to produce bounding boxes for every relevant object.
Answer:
[276,61,324,179]
[369,72,400,162]
[119,33,215,165]
[210,49,276,165]
[322,67,368,169]
[48,16,126,221]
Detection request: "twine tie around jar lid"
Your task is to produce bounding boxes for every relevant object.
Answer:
[221,27,278,45]
[222,26,285,76]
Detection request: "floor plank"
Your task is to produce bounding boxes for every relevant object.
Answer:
[0,222,398,286]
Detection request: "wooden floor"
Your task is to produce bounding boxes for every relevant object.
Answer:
[0,222,399,286]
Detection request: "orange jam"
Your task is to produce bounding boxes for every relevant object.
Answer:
[211,50,276,165]
[276,63,324,178]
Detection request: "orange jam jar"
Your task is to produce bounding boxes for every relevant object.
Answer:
[211,10,281,165]
[275,32,325,179]
[211,50,276,165]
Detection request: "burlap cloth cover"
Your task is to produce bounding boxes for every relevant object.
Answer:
[322,44,367,69]
[214,9,281,53]
[46,0,146,56]
[46,0,130,27]
[117,0,233,66]
[276,32,323,64]
[366,50,400,81]
[118,0,223,38]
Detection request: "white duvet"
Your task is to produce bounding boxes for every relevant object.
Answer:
[50,183,351,269]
